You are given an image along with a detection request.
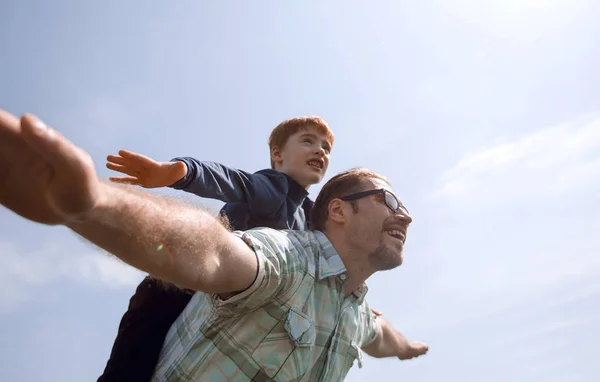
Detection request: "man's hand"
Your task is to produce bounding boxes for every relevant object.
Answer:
[106,149,187,188]
[362,317,428,360]
[0,109,258,293]
[397,341,429,360]
[0,110,101,225]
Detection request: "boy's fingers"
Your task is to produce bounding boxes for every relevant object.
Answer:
[106,162,139,177]
[118,149,153,165]
[106,154,129,166]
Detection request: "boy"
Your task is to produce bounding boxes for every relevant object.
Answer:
[98,116,333,382]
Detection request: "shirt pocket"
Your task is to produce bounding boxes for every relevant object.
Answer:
[251,308,315,380]
[345,341,364,371]
[284,308,316,347]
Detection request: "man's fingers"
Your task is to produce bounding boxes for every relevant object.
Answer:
[411,342,429,355]
[0,110,20,134]
[20,114,89,175]
[0,110,22,189]
[106,162,139,177]
[0,110,24,154]
[109,176,140,186]
[398,342,429,360]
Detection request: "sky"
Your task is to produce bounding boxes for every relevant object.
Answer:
[1,0,599,381]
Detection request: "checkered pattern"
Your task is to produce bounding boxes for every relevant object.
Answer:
[152,229,379,381]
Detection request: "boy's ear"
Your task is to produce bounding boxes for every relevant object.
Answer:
[271,145,282,165]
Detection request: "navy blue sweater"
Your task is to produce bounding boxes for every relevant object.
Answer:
[169,157,314,230]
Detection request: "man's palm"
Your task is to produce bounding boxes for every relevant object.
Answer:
[106,150,187,188]
[0,111,100,225]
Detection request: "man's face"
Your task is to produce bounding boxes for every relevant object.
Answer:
[272,125,331,189]
[344,179,412,271]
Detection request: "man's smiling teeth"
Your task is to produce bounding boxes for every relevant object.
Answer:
[386,230,404,240]
[308,160,323,169]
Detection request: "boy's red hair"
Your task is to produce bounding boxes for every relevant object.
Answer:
[268,116,334,168]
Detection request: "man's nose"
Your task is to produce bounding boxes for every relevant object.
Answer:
[393,210,412,225]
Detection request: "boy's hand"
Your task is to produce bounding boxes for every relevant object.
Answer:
[106,149,187,188]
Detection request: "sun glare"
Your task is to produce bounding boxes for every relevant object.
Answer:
[441,0,582,43]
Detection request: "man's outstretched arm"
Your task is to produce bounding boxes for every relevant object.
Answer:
[67,184,258,293]
[0,110,257,294]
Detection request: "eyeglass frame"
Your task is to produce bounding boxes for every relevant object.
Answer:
[339,188,409,215]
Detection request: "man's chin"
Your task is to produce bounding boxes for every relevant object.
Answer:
[387,244,404,267]
[370,245,403,271]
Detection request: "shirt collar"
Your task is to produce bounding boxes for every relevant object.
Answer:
[314,231,346,279]
[313,231,369,303]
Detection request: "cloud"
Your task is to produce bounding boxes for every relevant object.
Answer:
[0,241,144,313]
[428,113,600,204]
[414,113,600,328]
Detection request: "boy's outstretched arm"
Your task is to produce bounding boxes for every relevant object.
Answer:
[169,157,284,210]
[106,150,284,216]
[362,318,429,360]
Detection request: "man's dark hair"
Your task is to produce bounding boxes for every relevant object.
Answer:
[310,168,390,231]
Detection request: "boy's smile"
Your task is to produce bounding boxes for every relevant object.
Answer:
[307,158,325,171]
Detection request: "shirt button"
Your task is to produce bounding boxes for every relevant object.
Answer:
[340,274,347,280]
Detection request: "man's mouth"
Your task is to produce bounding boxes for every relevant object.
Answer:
[307,159,324,171]
[385,229,406,243]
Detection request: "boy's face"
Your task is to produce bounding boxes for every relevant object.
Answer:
[271,125,332,189]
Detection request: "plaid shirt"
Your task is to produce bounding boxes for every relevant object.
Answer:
[152,229,380,381]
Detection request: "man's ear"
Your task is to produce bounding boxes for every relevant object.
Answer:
[327,199,347,224]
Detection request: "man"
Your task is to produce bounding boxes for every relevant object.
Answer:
[0,111,428,381]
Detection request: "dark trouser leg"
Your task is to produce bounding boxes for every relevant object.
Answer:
[97,277,193,382]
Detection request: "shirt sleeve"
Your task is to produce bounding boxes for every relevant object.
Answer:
[168,158,287,217]
[213,229,307,315]
[359,299,380,347]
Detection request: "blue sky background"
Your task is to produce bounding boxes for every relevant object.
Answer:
[1,0,599,381]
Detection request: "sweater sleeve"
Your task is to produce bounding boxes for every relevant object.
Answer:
[169,157,287,217]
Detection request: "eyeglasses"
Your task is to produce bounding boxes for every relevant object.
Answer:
[340,188,409,215]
